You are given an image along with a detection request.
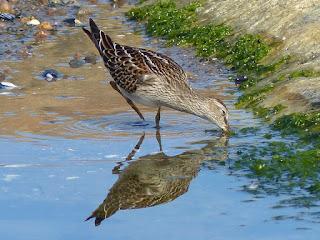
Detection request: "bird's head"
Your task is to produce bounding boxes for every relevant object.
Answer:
[205,98,231,132]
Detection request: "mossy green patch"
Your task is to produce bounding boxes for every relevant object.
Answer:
[273,111,320,135]
[289,70,320,79]
[253,104,286,121]
[236,84,275,107]
[181,23,232,57]
[240,127,259,134]
[233,139,320,200]
[126,1,273,73]
[226,34,269,72]
[126,1,202,40]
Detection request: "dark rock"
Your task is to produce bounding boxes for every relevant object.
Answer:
[69,58,84,68]
[84,54,97,64]
[41,69,61,82]
[0,13,15,22]
[235,74,248,86]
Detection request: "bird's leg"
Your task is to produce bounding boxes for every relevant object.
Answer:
[155,106,161,129]
[125,133,145,161]
[156,127,163,152]
[109,81,145,121]
[112,133,145,174]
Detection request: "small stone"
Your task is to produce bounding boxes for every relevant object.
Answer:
[235,74,248,86]
[47,10,55,16]
[27,18,40,26]
[63,18,81,26]
[20,17,29,23]
[77,8,92,16]
[0,81,18,90]
[0,13,15,21]
[0,0,12,13]
[38,21,52,30]
[41,69,61,82]
[84,54,97,64]
[34,30,50,38]
[38,0,49,5]
[69,59,84,68]
[73,52,82,60]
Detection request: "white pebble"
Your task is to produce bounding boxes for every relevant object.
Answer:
[27,19,40,26]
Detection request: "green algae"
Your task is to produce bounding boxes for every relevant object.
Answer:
[272,69,320,84]
[126,1,202,39]
[232,136,320,201]
[253,104,286,121]
[226,34,269,72]
[126,1,271,73]
[289,70,320,79]
[258,55,291,76]
[273,111,320,135]
[178,23,232,57]
[236,84,276,110]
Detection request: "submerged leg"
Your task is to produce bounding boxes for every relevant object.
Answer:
[112,133,145,174]
[109,81,145,121]
[155,106,161,129]
[156,127,163,152]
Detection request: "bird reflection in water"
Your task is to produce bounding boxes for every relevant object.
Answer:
[86,130,229,226]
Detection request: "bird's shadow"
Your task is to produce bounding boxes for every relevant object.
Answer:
[85,129,229,226]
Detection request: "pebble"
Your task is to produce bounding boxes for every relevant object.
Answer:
[0,81,18,90]
[27,18,40,26]
[0,0,12,13]
[38,22,53,30]
[34,30,50,39]
[69,59,84,68]
[84,54,97,64]
[0,13,15,21]
[41,69,61,82]
[63,18,81,26]
[234,74,249,86]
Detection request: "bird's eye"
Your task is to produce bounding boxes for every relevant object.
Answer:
[221,109,226,116]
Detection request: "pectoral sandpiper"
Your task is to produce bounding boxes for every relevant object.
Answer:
[83,19,230,132]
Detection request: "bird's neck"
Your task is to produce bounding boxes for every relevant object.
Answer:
[165,89,209,120]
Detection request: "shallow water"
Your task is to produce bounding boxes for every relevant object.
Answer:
[0,1,319,239]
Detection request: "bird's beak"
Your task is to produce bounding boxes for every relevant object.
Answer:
[222,124,231,133]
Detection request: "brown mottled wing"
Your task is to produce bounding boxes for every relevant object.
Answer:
[103,44,153,93]
[132,47,188,84]
[83,18,188,93]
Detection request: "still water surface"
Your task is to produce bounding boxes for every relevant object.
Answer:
[0,2,319,239]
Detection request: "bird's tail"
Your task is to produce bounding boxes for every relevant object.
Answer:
[82,18,115,56]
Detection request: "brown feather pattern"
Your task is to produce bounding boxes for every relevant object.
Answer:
[82,18,231,132]
[84,19,188,94]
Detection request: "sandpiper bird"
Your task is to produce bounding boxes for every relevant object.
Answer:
[83,19,230,132]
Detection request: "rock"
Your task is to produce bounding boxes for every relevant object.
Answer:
[234,74,248,86]
[38,21,52,30]
[0,81,18,90]
[73,52,82,60]
[27,18,40,26]
[41,69,61,82]
[0,13,15,21]
[0,0,12,14]
[84,54,96,64]
[34,30,50,39]
[38,0,49,5]
[63,18,81,26]
[69,59,84,68]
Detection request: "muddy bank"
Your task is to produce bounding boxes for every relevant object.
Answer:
[198,0,320,114]
[142,0,320,115]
